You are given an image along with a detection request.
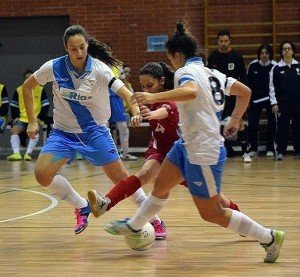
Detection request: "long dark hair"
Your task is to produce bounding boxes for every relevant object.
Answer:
[139,62,174,90]
[257,43,273,61]
[165,22,201,58]
[63,25,122,67]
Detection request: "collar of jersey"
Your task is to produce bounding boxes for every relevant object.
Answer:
[278,58,298,67]
[259,60,271,66]
[65,55,92,78]
[185,57,203,66]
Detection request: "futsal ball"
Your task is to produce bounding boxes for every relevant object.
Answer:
[124,222,155,251]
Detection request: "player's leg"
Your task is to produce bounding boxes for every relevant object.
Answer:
[99,159,161,211]
[7,121,25,161]
[105,157,182,235]
[24,133,39,161]
[35,129,90,234]
[90,156,167,238]
[116,121,137,161]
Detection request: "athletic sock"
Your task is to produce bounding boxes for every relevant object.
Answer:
[227,210,272,244]
[11,134,20,154]
[26,134,39,154]
[129,193,168,231]
[106,175,142,210]
[45,175,88,209]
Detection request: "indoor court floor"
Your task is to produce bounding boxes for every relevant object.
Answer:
[0,155,299,276]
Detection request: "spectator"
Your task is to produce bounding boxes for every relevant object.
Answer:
[269,40,300,160]
[120,65,134,92]
[247,44,277,157]
[207,29,251,163]
[107,47,137,161]
[7,69,50,161]
[0,83,9,133]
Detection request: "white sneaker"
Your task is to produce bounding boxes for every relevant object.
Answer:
[266,151,274,157]
[243,153,252,163]
[121,153,138,161]
[261,230,284,263]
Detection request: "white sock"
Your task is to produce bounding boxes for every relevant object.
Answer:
[116,121,129,155]
[129,193,168,231]
[227,210,272,244]
[26,134,39,154]
[129,188,161,222]
[11,134,20,154]
[129,187,147,205]
[45,175,88,209]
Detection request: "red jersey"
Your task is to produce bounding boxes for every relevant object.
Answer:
[146,102,179,159]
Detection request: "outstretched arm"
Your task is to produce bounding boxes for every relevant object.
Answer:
[22,75,40,138]
[132,81,198,105]
[117,85,141,126]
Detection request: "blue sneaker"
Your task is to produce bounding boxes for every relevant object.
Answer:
[261,230,285,263]
[104,219,142,239]
[74,203,90,235]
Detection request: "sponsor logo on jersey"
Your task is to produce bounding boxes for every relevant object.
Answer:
[59,88,93,101]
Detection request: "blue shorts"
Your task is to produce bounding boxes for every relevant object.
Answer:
[109,95,127,123]
[41,126,119,166]
[166,139,226,198]
[13,120,28,129]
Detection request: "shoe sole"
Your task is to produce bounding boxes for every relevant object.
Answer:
[155,235,167,240]
[104,226,120,235]
[7,158,22,161]
[264,231,285,263]
[87,190,101,218]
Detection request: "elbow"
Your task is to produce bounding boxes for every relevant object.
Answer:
[247,88,252,98]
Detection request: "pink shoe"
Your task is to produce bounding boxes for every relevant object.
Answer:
[74,206,90,235]
[151,220,167,240]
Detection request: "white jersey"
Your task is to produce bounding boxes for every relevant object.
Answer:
[34,55,124,133]
[174,57,236,165]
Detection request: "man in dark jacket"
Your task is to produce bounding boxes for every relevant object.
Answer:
[207,29,251,162]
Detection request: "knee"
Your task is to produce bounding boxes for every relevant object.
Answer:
[199,207,226,224]
[136,168,153,185]
[34,167,53,187]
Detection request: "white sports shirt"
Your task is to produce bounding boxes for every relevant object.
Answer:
[34,55,124,133]
[175,57,236,165]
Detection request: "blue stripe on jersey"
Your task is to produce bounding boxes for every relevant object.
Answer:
[67,100,98,131]
[52,56,97,132]
[178,76,195,86]
[65,55,93,79]
[53,57,75,89]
